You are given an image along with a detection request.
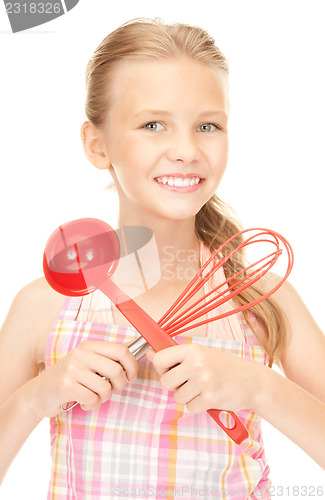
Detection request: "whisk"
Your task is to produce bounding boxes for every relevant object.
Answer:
[128,227,294,358]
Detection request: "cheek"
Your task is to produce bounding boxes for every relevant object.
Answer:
[110,133,157,171]
[110,150,151,196]
[209,138,229,174]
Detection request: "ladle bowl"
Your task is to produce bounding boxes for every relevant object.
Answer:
[43,218,120,296]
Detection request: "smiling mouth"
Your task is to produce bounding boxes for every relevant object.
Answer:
[154,176,204,188]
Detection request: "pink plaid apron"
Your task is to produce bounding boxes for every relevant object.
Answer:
[45,246,271,500]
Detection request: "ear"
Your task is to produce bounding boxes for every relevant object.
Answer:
[80,121,111,170]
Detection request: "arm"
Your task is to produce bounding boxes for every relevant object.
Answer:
[241,275,325,467]
[0,279,61,483]
[260,278,325,467]
[275,280,325,401]
[0,380,43,484]
[255,365,325,469]
[0,279,138,484]
[148,279,325,469]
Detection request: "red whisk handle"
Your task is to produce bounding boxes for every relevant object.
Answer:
[106,298,176,353]
[207,409,248,444]
[117,299,177,351]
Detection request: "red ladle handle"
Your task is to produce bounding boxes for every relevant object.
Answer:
[101,278,249,445]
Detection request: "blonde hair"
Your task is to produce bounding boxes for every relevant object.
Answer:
[84,18,285,366]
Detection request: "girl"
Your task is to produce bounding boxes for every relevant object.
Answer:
[1,19,325,499]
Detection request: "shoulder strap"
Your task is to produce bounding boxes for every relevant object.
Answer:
[58,296,83,321]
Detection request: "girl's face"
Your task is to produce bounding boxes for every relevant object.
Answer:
[101,58,229,223]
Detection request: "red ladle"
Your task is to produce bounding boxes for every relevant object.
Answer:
[43,218,249,445]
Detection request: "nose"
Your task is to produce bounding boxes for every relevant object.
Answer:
[166,130,200,165]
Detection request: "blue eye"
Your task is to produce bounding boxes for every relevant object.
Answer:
[143,122,165,131]
[197,123,220,132]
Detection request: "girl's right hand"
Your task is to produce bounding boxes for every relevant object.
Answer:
[26,340,138,419]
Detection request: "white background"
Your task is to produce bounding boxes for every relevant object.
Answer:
[0,0,324,498]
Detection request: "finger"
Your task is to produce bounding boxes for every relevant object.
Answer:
[83,356,128,393]
[185,393,213,414]
[151,345,187,376]
[68,383,101,412]
[83,340,138,382]
[76,369,113,404]
[97,361,129,393]
[173,381,201,406]
[160,363,189,391]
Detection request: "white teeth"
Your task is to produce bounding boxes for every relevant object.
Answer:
[156,176,201,187]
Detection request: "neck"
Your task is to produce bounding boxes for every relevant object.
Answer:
[116,212,202,291]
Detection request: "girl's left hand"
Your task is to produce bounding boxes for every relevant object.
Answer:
[147,343,263,413]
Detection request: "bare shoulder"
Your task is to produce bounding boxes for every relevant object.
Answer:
[12,277,66,360]
[257,272,320,326]
[245,271,294,328]
[13,276,65,316]
[257,271,322,339]
[6,277,65,331]
[0,278,66,403]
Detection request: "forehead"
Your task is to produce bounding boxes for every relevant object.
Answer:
[108,58,229,118]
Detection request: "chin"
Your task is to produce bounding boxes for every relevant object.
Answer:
[158,206,201,222]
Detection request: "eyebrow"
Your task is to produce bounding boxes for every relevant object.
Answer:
[198,110,228,119]
[133,110,173,118]
[133,109,227,118]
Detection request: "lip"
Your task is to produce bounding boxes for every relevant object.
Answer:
[155,173,203,179]
[154,174,205,193]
